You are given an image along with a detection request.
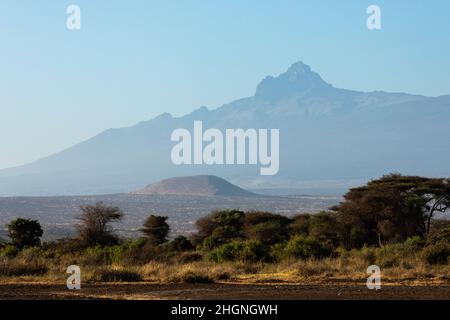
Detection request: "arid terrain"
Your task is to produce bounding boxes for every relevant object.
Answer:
[1,282,450,300]
[0,193,339,240]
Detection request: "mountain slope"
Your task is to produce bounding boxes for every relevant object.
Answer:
[1,61,449,196]
[134,175,258,197]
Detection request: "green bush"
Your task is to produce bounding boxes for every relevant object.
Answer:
[288,214,311,237]
[403,236,426,252]
[269,243,286,261]
[375,245,401,268]
[0,245,19,258]
[17,246,44,262]
[354,245,377,266]
[81,240,146,265]
[282,235,333,260]
[246,221,288,245]
[83,246,113,265]
[422,242,450,265]
[208,240,269,263]
[167,236,194,252]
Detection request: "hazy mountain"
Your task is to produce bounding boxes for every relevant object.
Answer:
[134,175,258,197]
[1,61,449,196]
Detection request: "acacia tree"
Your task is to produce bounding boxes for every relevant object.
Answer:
[7,218,43,249]
[332,174,450,248]
[76,202,123,247]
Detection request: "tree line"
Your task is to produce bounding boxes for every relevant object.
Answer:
[2,174,450,264]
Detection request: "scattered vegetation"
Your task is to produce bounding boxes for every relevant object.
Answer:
[0,174,449,285]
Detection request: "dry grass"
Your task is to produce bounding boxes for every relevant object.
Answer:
[2,246,450,286]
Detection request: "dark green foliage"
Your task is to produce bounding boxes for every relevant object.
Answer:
[194,210,245,248]
[192,210,338,261]
[246,221,287,245]
[279,235,333,260]
[289,214,311,237]
[308,212,339,248]
[332,174,450,248]
[167,236,194,252]
[7,218,43,249]
[208,240,269,263]
[244,211,291,245]
[141,215,170,246]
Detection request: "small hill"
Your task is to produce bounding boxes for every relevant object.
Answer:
[134,175,258,197]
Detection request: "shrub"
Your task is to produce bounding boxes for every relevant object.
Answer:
[83,246,113,265]
[192,210,245,247]
[269,243,286,261]
[308,212,339,248]
[289,214,311,237]
[427,225,450,245]
[359,246,377,266]
[403,236,426,252]
[422,242,450,265]
[208,240,269,263]
[171,270,214,284]
[282,235,333,260]
[0,245,19,258]
[168,236,194,252]
[18,246,44,262]
[246,221,288,245]
[244,212,291,245]
[376,245,402,268]
[91,268,143,282]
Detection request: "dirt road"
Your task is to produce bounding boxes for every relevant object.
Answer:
[1,283,450,300]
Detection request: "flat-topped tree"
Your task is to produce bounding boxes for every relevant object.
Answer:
[332,174,450,248]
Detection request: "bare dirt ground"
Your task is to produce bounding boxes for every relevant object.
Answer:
[1,282,450,300]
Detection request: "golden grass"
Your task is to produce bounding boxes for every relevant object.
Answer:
[2,249,450,286]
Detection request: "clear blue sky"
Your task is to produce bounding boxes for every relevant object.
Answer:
[1,0,449,169]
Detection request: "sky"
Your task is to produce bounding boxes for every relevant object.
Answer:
[1,0,449,170]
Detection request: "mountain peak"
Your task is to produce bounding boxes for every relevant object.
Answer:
[286,61,312,76]
[255,61,331,100]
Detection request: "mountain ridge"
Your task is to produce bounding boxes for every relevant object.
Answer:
[1,61,449,196]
